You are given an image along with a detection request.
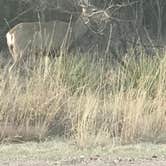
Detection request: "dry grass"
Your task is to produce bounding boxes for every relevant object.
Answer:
[0,51,165,146]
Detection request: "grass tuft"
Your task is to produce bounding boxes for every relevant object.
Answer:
[0,51,165,146]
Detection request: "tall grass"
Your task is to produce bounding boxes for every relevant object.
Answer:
[0,51,165,146]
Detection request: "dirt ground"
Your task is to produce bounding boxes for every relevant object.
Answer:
[0,141,166,166]
[0,157,166,166]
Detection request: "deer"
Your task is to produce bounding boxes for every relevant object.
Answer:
[6,11,90,72]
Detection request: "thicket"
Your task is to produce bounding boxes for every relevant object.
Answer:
[0,0,166,50]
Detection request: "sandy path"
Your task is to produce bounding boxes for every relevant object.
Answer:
[0,158,166,166]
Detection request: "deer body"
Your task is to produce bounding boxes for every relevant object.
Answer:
[6,17,88,70]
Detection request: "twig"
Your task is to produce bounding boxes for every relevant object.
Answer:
[105,24,112,55]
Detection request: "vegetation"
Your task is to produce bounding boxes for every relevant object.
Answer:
[0,50,165,146]
[0,0,165,149]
